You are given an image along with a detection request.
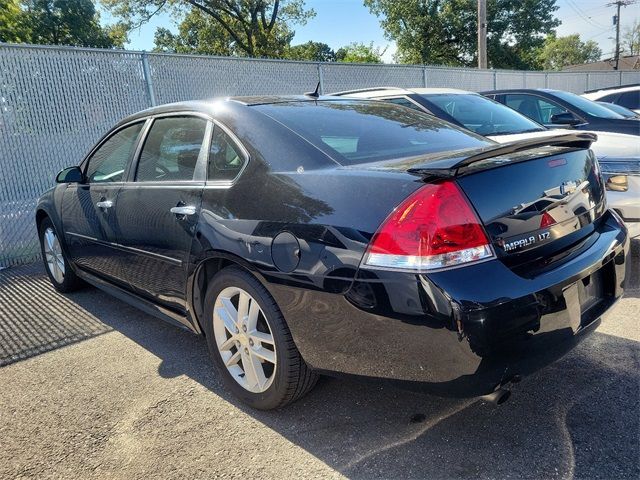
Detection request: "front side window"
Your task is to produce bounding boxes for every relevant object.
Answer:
[618,91,640,110]
[136,116,207,182]
[85,122,143,183]
[208,127,246,181]
[504,94,568,124]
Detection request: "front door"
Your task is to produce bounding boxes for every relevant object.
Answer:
[62,121,145,284]
[112,115,209,312]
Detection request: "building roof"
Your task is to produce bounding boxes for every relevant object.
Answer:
[562,55,640,72]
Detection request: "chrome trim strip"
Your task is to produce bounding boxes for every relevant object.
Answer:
[67,232,182,265]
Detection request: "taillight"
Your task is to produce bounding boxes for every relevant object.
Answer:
[363,180,493,271]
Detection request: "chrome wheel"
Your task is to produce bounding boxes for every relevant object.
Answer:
[213,286,277,393]
[43,227,65,284]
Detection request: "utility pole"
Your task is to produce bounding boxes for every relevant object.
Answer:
[477,0,487,69]
[607,0,637,70]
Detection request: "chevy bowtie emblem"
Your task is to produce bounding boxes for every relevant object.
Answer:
[560,180,577,195]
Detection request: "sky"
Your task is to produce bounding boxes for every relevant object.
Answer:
[111,0,640,63]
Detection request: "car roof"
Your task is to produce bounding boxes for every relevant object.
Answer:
[332,87,476,97]
[481,89,563,95]
[583,83,639,94]
[114,95,358,126]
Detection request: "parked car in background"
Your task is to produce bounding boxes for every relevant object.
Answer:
[583,84,640,114]
[37,96,629,409]
[482,88,640,136]
[334,87,640,237]
[596,101,640,119]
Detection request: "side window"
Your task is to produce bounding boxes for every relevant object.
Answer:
[208,127,246,181]
[85,122,143,183]
[504,94,567,124]
[599,92,620,103]
[136,116,207,182]
[618,91,639,110]
[383,97,425,113]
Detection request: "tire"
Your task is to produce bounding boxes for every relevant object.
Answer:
[38,217,84,293]
[203,266,318,409]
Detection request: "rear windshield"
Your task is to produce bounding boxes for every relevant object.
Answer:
[552,91,625,119]
[420,93,545,136]
[254,100,492,166]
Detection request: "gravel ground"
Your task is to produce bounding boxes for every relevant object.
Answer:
[1,242,638,480]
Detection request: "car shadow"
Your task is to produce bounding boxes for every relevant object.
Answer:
[69,282,640,479]
[1,258,639,478]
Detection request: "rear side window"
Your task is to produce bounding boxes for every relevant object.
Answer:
[85,122,143,183]
[254,100,491,166]
[598,92,620,103]
[136,116,207,182]
[208,127,246,181]
[618,91,639,110]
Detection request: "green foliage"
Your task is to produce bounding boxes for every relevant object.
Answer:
[538,34,602,70]
[1,0,126,47]
[364,0,561,69]
[0,0,27,42]
[623,20,640,56]
[335,42,385,63]
[286,41,336,61]
[103,0,315,57]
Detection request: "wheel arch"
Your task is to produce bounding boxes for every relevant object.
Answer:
[190,251,265,334]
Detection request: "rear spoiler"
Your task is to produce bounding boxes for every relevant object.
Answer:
[408,132,597,177]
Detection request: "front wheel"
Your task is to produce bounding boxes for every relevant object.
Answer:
[38,217,83,292]
[203,267,318,409]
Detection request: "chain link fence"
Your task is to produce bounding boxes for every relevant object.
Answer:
[1,42,638,267]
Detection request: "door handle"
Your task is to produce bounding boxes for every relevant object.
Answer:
[96,200,113,209]
[170,206,197,216]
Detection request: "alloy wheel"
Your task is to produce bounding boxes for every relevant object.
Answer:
[213,286,277,393]
[43,227,65,284]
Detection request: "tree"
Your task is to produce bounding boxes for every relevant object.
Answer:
[623,20,640,56]
[153,8,236,55]
[364,0,561,69]
[335,42,385,63]
[538,34,602,70]
[105,0,315,58]
[18,0,126,47]
[286,41,336,61]
[0,0,27,42]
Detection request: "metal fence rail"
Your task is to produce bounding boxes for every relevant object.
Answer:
[1,43,638,267]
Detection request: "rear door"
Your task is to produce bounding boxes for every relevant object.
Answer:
[112,114,210,312]
[62,121,145,283]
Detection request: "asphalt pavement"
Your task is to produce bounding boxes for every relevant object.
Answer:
[1,242,638,479]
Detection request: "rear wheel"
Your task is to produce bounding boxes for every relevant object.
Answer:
[203,266,318,409]
[38,217,83,292]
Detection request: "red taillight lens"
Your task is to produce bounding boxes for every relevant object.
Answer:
[363,180,493,271]
[540,211,556,228]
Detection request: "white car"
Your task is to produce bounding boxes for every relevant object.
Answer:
[333,87,640,237]
[583,84,640,115]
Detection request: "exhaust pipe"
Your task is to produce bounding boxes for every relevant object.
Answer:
[481,387,511,405]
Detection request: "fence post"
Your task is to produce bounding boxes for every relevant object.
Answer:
[493,70,497,89]
[423,66,428,87]
[586,73,590,91]
[317,63,324,94]
[544,72,548,88]
[141,52,156,107]
[619,71,623,86]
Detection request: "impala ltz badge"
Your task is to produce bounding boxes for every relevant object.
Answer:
[500,231,551,252]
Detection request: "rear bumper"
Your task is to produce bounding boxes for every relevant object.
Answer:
[267,210,630,397]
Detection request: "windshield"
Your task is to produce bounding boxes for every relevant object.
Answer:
[254,100,492,166]
[597,101,638,118]
[420,93,545,136]
[551,91,626,119]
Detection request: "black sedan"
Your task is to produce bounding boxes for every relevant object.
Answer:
[37,97,630,409]
[483,88,640,136]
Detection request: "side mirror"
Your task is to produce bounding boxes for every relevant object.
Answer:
[550,112,581,126]
[56,166,84,183]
